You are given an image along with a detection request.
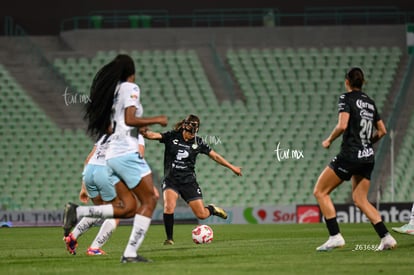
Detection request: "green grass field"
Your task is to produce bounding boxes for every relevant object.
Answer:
[0,223,413,275]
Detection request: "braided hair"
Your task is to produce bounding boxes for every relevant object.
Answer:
[84,54,135,138]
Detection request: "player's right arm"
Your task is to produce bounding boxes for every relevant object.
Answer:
[371,119,387,144]
[125,106,168,127]
[322,112,349,149]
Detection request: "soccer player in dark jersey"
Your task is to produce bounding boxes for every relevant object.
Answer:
[313,67,396,251]
[142,114,242,245]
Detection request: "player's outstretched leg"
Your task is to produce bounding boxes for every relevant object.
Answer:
[208,204,228,219]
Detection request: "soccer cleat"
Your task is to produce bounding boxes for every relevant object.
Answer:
[391,224,414,235]
[163,239,174,245]
[316,233,345,251]
[63,202,78,237]
[86,247,106,255]
[208,204,228,219]
[375,234,397,251]
[120,255,152,263]
[63,233,78,255]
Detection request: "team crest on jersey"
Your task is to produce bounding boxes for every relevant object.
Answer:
[130,93,138,100]
[192,143,198,149]
[173,139,179,145]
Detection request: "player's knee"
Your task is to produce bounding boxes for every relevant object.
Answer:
[141,193,157,212]
[164,203,175,213]
[313,188,322,199]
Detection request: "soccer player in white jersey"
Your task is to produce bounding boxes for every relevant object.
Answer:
[63,54,167,263]
[64,134,153,256]
[64,134,125,255]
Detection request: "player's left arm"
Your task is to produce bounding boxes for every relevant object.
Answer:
[208,150,242,176]
[322,112,349,149]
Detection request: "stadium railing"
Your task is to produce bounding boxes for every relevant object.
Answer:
[59,7,414,32]
[303,6,408,25]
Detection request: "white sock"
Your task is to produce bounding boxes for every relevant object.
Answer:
[76,205,114,219]
[409,203,414,225]
[90,219,118,248]
[123,214,151,258]
[72,217,101,239]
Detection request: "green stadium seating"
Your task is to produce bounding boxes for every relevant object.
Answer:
[225,46,401,205]
[2,45,399,210]
[0,64,92,210]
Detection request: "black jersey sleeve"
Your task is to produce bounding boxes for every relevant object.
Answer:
[159,131,174,144]
[196,137,212,155]
[337,93,350,113]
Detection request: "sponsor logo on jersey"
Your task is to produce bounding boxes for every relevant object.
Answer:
[358,147,374,158]
[360,110,374,120]
[356,99,375,111]
[176,149,189,160]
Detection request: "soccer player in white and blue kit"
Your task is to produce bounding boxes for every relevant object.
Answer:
[64,134,134,256]
[63,54,167,263]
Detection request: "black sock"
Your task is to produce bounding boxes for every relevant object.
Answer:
[373,221,388,238]
[207,205,214,216]
[163,213,174,240]
[325,217,340,236]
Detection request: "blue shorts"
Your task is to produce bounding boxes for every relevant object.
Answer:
[82,164,119,201]
[106,153,151,189]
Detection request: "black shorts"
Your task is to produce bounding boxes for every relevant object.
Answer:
[161,178,203,203]
[329,155,374,181]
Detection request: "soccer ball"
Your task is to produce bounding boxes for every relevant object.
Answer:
[191,224,214,244]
